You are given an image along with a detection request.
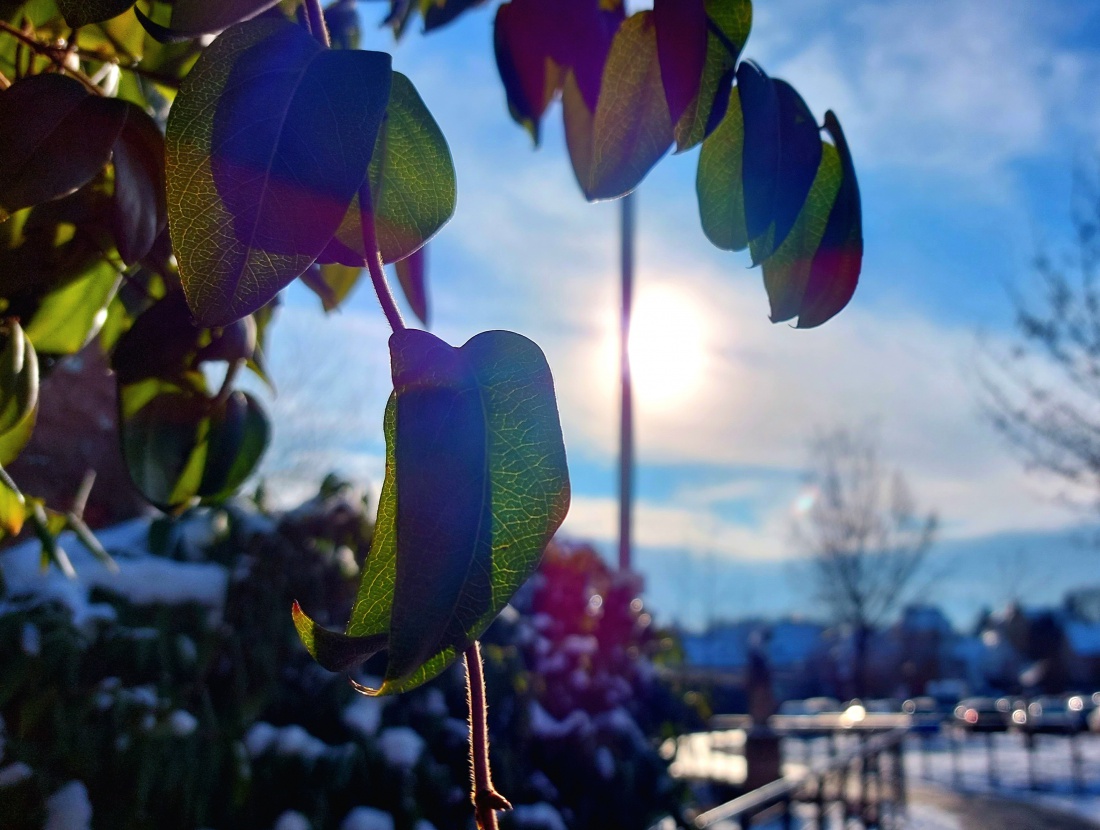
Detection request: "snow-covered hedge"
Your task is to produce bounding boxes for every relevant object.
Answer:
[0,483,691,830]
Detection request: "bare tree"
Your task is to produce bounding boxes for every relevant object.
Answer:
[977,165,1100,514]
[792,428,938,697]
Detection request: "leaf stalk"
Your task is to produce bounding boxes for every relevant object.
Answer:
[358,179,406,333]
[465,641,510,830]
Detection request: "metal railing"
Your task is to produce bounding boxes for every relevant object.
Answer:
[689,727,908,830]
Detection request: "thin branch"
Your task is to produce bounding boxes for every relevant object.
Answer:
[0,20,102,94]
[464,642,510,830]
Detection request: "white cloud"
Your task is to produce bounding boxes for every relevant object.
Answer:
[750,0,1100,188]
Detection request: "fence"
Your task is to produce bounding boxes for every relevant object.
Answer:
[689,727,908,829]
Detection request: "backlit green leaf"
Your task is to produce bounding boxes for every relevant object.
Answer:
[585,11,673,201]
[0,474,25,537]
[673,0,751,151]
[24,260,121,354]
[696,86,747,252]
[295,328,570,694]
[166,17,391,326]
[320,72,456,267]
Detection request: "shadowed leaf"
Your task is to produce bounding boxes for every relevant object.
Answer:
[0,399,36,466]
[166,17,391,326]
[0,322,38,437]
[198,390,270,501]
[562,70,595,195]
[585,11,673,201]
[57,0,134,27]
[654,0,706,125]
[295,329,570,693]
[798,111,862,328]
[736,60,778,244]
[0,74,127,220]
[292,600,388,672]
[111,103,167,265]
[320,72,455,267]
[172,0,280,34]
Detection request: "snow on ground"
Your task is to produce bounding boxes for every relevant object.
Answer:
[783,730,1100,827]
[901,731,1100,826]
[340,806,394,830]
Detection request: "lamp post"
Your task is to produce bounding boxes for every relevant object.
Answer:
[618,191,635,573]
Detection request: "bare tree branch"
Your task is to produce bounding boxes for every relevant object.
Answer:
[977,161,1100,513]
[792,427,938,695]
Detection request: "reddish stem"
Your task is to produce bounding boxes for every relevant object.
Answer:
[465,642,511,830]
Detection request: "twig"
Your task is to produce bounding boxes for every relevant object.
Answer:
[464,642,511,830]
[0,20,103,94]
[213,358,245,408]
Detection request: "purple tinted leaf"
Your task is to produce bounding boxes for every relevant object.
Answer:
[654,0,706,125]
[111,103,167,265]
[798,111,863,328]
[166,18,391,325]
[395,247,428,326]
[0,74,127,219]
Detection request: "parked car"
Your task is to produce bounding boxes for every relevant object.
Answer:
[1013,696,1085,734]
[954,697,1008,732]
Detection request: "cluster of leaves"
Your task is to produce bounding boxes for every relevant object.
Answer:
[490,0,863,327]
[0,0,861,704]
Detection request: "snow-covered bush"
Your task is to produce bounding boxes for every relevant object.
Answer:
[0,483,690,829]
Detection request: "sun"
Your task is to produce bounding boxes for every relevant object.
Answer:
[601,283,710,414]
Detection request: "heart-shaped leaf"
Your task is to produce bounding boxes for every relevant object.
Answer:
[198,390,270,501]
[798,111,862,328]
[395,247,428,326]
[57,0,134,27]
[120,380,269,510]
[0,74,127,220]
[584,11,673,201]
[166,17,391,326]
[319,72,455,267]
[295,328,570,694]
[759,141,841,323]
[111,102,168,265]
[696,86,747,252]
[673,0,751,152]
[654,0,706,125]
[120,383,210,510]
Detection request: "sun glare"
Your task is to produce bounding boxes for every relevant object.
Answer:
[612,284,710,413]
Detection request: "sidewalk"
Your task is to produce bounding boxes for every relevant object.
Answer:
[908,783,1100,830]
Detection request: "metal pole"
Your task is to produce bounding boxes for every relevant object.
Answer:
[618,191,635,572]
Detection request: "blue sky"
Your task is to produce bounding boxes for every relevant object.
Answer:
[247,0,1100,629]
